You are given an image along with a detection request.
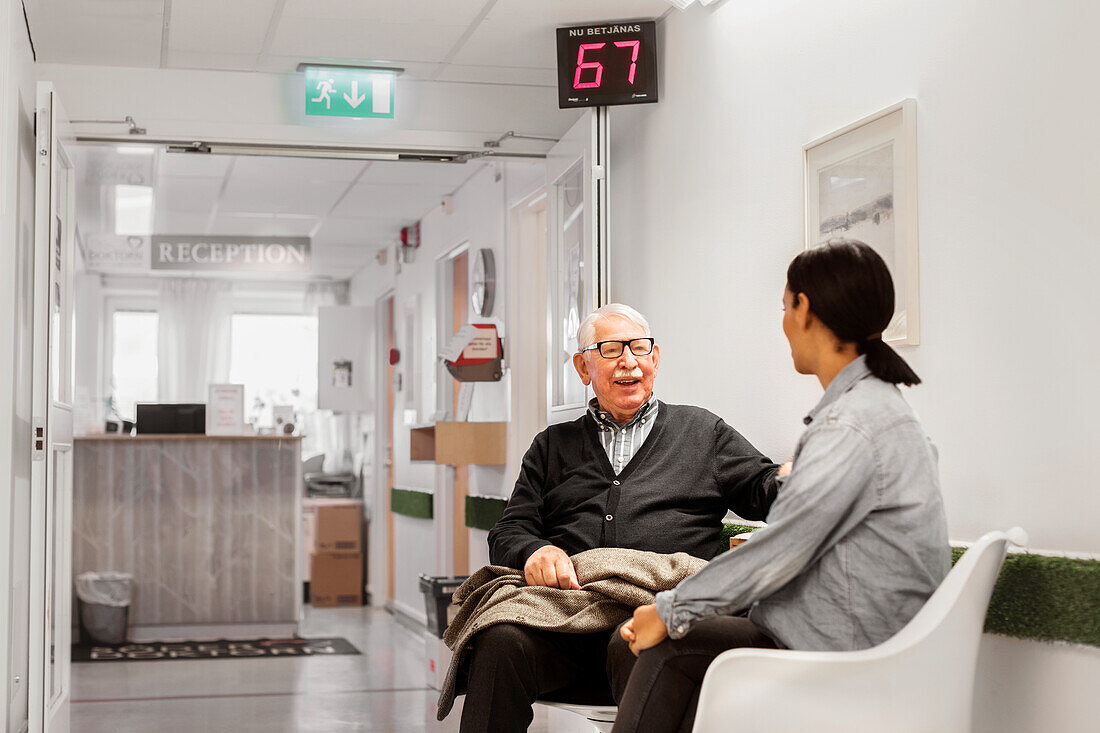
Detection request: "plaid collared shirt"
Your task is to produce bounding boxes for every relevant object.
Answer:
[587,395,659,475]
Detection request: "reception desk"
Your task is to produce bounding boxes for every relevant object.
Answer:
[73,434,301,641]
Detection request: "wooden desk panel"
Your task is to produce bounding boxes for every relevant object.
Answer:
[73,436,301,631]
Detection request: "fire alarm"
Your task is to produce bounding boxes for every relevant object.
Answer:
[400,222,421,249]
[389,348,400,366]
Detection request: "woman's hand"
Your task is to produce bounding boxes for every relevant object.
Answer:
[620,603,669,656]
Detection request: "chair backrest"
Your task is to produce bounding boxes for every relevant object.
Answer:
[867,526,1025,727]
[880,528,1023,656]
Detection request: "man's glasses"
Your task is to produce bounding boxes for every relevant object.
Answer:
[579,337,655,359]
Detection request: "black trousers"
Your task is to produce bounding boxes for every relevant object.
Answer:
[610,615,777,733]
[458,622,637,733]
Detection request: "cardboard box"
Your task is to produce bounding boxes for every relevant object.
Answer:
[310,552,362,607]
[315,504,361,553]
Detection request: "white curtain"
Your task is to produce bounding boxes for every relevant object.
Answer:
[157,278,233,402]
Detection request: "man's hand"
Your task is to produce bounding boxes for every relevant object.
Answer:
[619,603,669,656]
[778,460,793,477]
[524,545,581,590]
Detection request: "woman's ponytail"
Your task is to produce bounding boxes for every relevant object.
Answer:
[861,336,921,386]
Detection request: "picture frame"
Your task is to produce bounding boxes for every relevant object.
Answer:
[804,99,919,345]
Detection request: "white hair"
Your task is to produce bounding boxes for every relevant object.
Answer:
[576,303,652,352]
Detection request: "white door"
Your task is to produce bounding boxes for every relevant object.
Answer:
[28,82,76,733]
[546,108,609,424]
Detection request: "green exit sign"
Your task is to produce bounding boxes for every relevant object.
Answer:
[303,66,395,119]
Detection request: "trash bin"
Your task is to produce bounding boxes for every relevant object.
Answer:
[74,571,133,645]
[418,575,468,638]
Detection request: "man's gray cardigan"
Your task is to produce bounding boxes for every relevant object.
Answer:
[488,402,781,569]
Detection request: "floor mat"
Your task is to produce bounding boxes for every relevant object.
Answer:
[72,637,361,662]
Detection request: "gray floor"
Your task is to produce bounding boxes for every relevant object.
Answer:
[70,605,558,732]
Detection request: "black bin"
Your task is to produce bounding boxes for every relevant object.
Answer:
[418,574,468,637]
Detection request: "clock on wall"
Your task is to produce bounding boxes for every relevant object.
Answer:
[471,248,496,317]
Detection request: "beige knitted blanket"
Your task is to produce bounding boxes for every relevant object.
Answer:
[436,547,707,720]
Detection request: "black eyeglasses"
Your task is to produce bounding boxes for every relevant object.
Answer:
[579,337,655,359]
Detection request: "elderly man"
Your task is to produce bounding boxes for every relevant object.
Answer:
[458,304,783,733]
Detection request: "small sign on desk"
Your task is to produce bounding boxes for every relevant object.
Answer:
[207,384,245,435]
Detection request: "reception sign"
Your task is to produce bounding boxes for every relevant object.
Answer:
[151,236,310,272]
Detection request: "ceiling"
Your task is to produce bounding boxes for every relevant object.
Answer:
[27,0,671,84]
[34,0,671,282]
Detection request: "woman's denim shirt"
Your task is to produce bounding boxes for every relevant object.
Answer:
[656,356,950,651]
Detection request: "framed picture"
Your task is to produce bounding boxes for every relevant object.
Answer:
[804,99,919,345]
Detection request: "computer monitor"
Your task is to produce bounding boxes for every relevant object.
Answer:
[135,403,206,434]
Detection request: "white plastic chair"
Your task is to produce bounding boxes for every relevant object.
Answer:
[691,527,1027,733]
[536,701,617,732]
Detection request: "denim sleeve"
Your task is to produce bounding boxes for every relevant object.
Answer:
[657,422,879,639]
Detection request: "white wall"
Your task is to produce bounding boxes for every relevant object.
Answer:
[608,0,1099,729]
[0,0,40,727]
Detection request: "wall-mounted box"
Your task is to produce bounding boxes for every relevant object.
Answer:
[408,422,506,465]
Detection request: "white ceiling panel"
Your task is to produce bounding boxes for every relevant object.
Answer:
[166,50,260,72]
[154,210,213,233]
[508,0,670,27]
[155,176,222,213]
[269,17,468,63]
[360,160,484,188]
[33,12,163,67]
[453,0,668,68]
[449,19,555,69]
[168,0,278,54]
[314,216,408,246]
[230,156,366,184]
[220,177,350,216]
[311,249,375,266]
[158,152,234,179]
[436,64,557,87]
[281,0,487,26]
[209,213,319,237]
[331,183,448,221]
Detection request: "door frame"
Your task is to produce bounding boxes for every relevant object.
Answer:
[371,289,397,606]
[505,188,549,480]
[546,108,610,425]
[433,242,471,577]
[29,81,76,733]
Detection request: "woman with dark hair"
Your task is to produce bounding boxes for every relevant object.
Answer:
[610,239,949,733]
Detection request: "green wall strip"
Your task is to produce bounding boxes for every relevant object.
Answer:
[718,524,1099,648]
[951,547,1100,647]
[719,523,761,551]
[391,487,433,519]
[465,495,507,531]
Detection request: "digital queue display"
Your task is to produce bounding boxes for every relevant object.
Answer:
[556,21,658,109]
